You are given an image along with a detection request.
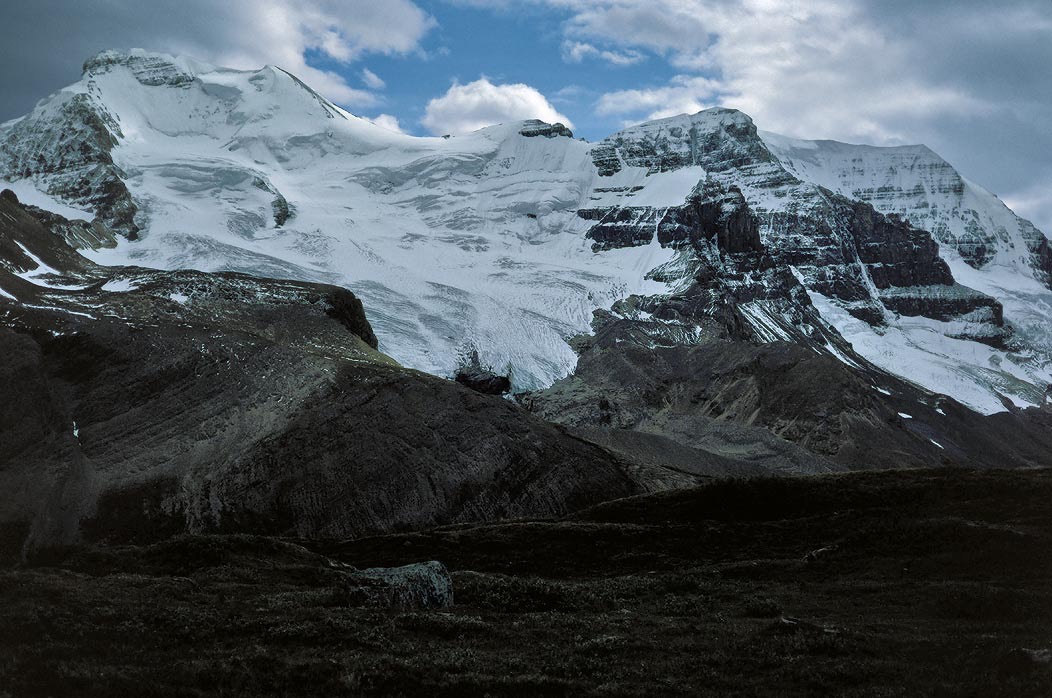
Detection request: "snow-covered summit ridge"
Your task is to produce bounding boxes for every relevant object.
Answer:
[2,50,1051,414]
[82,48,219,87]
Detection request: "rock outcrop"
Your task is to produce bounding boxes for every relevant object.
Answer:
[0,90,138,238]
[344,561,454,610]
[518,119,574,139]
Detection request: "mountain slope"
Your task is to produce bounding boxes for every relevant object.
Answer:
[0,189,709,559]
[762,132,1052,408]
[2,49,1050,414]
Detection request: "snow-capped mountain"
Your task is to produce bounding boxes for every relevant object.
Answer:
[3,49,1050,414]
[762,132,1052,409]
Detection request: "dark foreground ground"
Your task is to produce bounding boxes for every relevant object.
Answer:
[3,468,1052,697]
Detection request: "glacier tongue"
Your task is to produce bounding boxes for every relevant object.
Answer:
[2,50,1051,412]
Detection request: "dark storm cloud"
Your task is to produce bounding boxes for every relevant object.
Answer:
[0,0,435,119]
[1,1,234,119]
[851,0,1052,218]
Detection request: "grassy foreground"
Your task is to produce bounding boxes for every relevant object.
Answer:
[3,468,1052,697]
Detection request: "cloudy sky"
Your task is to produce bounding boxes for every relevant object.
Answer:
[2,0,1050,232]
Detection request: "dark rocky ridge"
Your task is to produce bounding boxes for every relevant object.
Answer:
[324,287,378,349]
[583,181,763,256]
[1035,233,1052,288]
[0,192,711,560]
[455,369,512,395]
[83,49,197,88]
[518,119,574,139]
[592,108,785,178]
[526,310,1052,472]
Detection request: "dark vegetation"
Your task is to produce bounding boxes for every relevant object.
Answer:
[3,468,1051,697]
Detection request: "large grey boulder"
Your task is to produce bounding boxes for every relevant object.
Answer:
[336,561,454,610]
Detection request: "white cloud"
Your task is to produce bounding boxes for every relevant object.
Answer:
[561,41,644,66]
[174,0,435,106]
[1004,182,1052,236]
[360,68,387,90]
[596,75,722,121]
[421,78,573,135]
[370,113,405,133]
[542,0,982,141]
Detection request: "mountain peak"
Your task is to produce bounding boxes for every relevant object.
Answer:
[631,107,756,131]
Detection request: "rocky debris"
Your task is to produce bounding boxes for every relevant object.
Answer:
[525,311,1052,471]
[518,120,573,139]
[455,349,511,395]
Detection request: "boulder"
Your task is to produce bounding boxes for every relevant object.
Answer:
[456,367,512,395]
[335,561,454,610]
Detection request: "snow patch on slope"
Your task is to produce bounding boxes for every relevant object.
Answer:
[0,179,94,220]
[805,287,1048,414]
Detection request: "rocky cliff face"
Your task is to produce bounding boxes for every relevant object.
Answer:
[588,111,1041,408]
[0,90,137,238]
[762,134,1052,282]
[593,111,1005,333]
[762,132,1052,375]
